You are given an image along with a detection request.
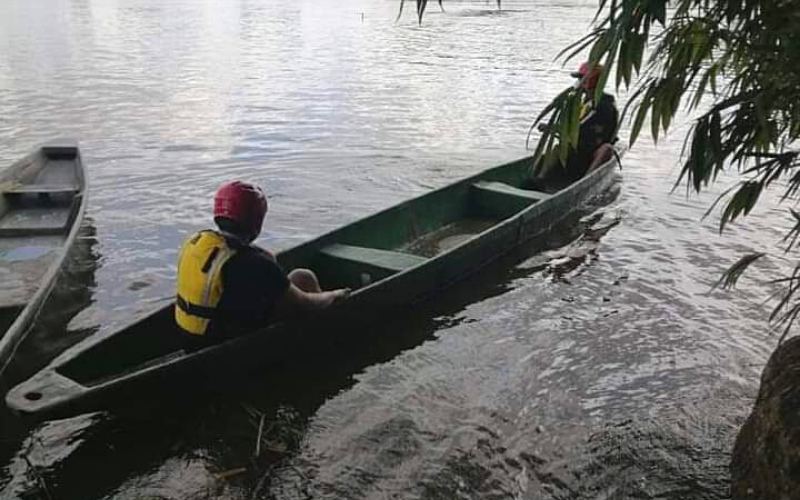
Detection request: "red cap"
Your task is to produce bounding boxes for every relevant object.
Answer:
[571,62,603,89]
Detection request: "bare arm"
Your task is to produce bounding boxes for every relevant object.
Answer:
[273,283,349,319]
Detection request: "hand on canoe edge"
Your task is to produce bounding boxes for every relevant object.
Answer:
[331,288,351,304]
[316,287,352,309]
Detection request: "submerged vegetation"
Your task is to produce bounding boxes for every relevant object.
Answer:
[413,0,800,338]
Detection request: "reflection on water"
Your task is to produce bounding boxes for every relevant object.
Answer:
[0,0,792,498]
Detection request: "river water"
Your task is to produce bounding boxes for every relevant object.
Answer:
[0,0,793,498]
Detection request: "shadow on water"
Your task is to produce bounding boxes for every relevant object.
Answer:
[0,181,622,500]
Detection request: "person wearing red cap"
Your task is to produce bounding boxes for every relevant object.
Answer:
[174,181,349,348]
[534,62,619,188]
[571,62,619,167]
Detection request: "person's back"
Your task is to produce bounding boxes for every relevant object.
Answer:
[211,243,289,336]
[174,181,348,349]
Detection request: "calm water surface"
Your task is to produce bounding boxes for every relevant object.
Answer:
[0,0,794,498]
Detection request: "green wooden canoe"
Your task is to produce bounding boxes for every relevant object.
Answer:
[0,141,87,378]
[6,147,622,418]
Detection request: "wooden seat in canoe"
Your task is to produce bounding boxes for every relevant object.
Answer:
[0,182,81,237]
[0,226,71,237]
[0,206,73,236]
[319,243,427,273]
[3,184,80,196]
[470,181,551,218]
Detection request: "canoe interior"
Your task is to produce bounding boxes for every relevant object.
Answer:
[0,145,84,343]
[281,156,539,291]
[56,156,553,387]
[0,305,25,340]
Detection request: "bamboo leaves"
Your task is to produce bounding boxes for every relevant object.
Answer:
[709,111,723,169]
[720,181,763,230]
[716,252,766,290]
[527,87,584,168]
[629,85,652,146]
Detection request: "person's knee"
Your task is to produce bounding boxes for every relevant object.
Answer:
[289,268,321,293]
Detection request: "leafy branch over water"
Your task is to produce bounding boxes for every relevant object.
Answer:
[410,0,800,337]
[400,0,501,24]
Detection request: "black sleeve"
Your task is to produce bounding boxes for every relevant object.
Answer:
[599,95,619,143]
[216,248,291,329]
[579,94,619,150]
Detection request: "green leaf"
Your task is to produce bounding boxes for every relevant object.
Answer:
[558,98,573,162]
[630,88,652,146]
[710,111,723,167]
[557,29,603,62]
[651,90,662,143]
[715,252,766,290]
[691,67,712,109]
[782,207,800,252]
[561,32,603,64]
[754,94,771,140]
[589,31,612,66]
[594,39,619,103]
[593,0,610,25]
[568,93,581,147]
[689,118,711,191]
[709,64,718,95]
[720,181,763,230]
[616,39,629,89]
[653,0,667,26]
[631,33,645,71]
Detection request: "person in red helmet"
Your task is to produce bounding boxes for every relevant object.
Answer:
[174,180,349,348]
[533,61,619,189]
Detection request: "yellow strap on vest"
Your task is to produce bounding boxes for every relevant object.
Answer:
[580,101,593,122]
[175,230,237,335]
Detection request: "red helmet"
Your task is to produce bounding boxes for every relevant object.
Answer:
[571,62,603,90]
[213,181,267,240]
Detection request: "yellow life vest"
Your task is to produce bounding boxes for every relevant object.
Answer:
[175,230,237,335]
[578,96,595,124]
[580,100,594,122]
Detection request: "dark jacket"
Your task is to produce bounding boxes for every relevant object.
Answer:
[561,92,619,183]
